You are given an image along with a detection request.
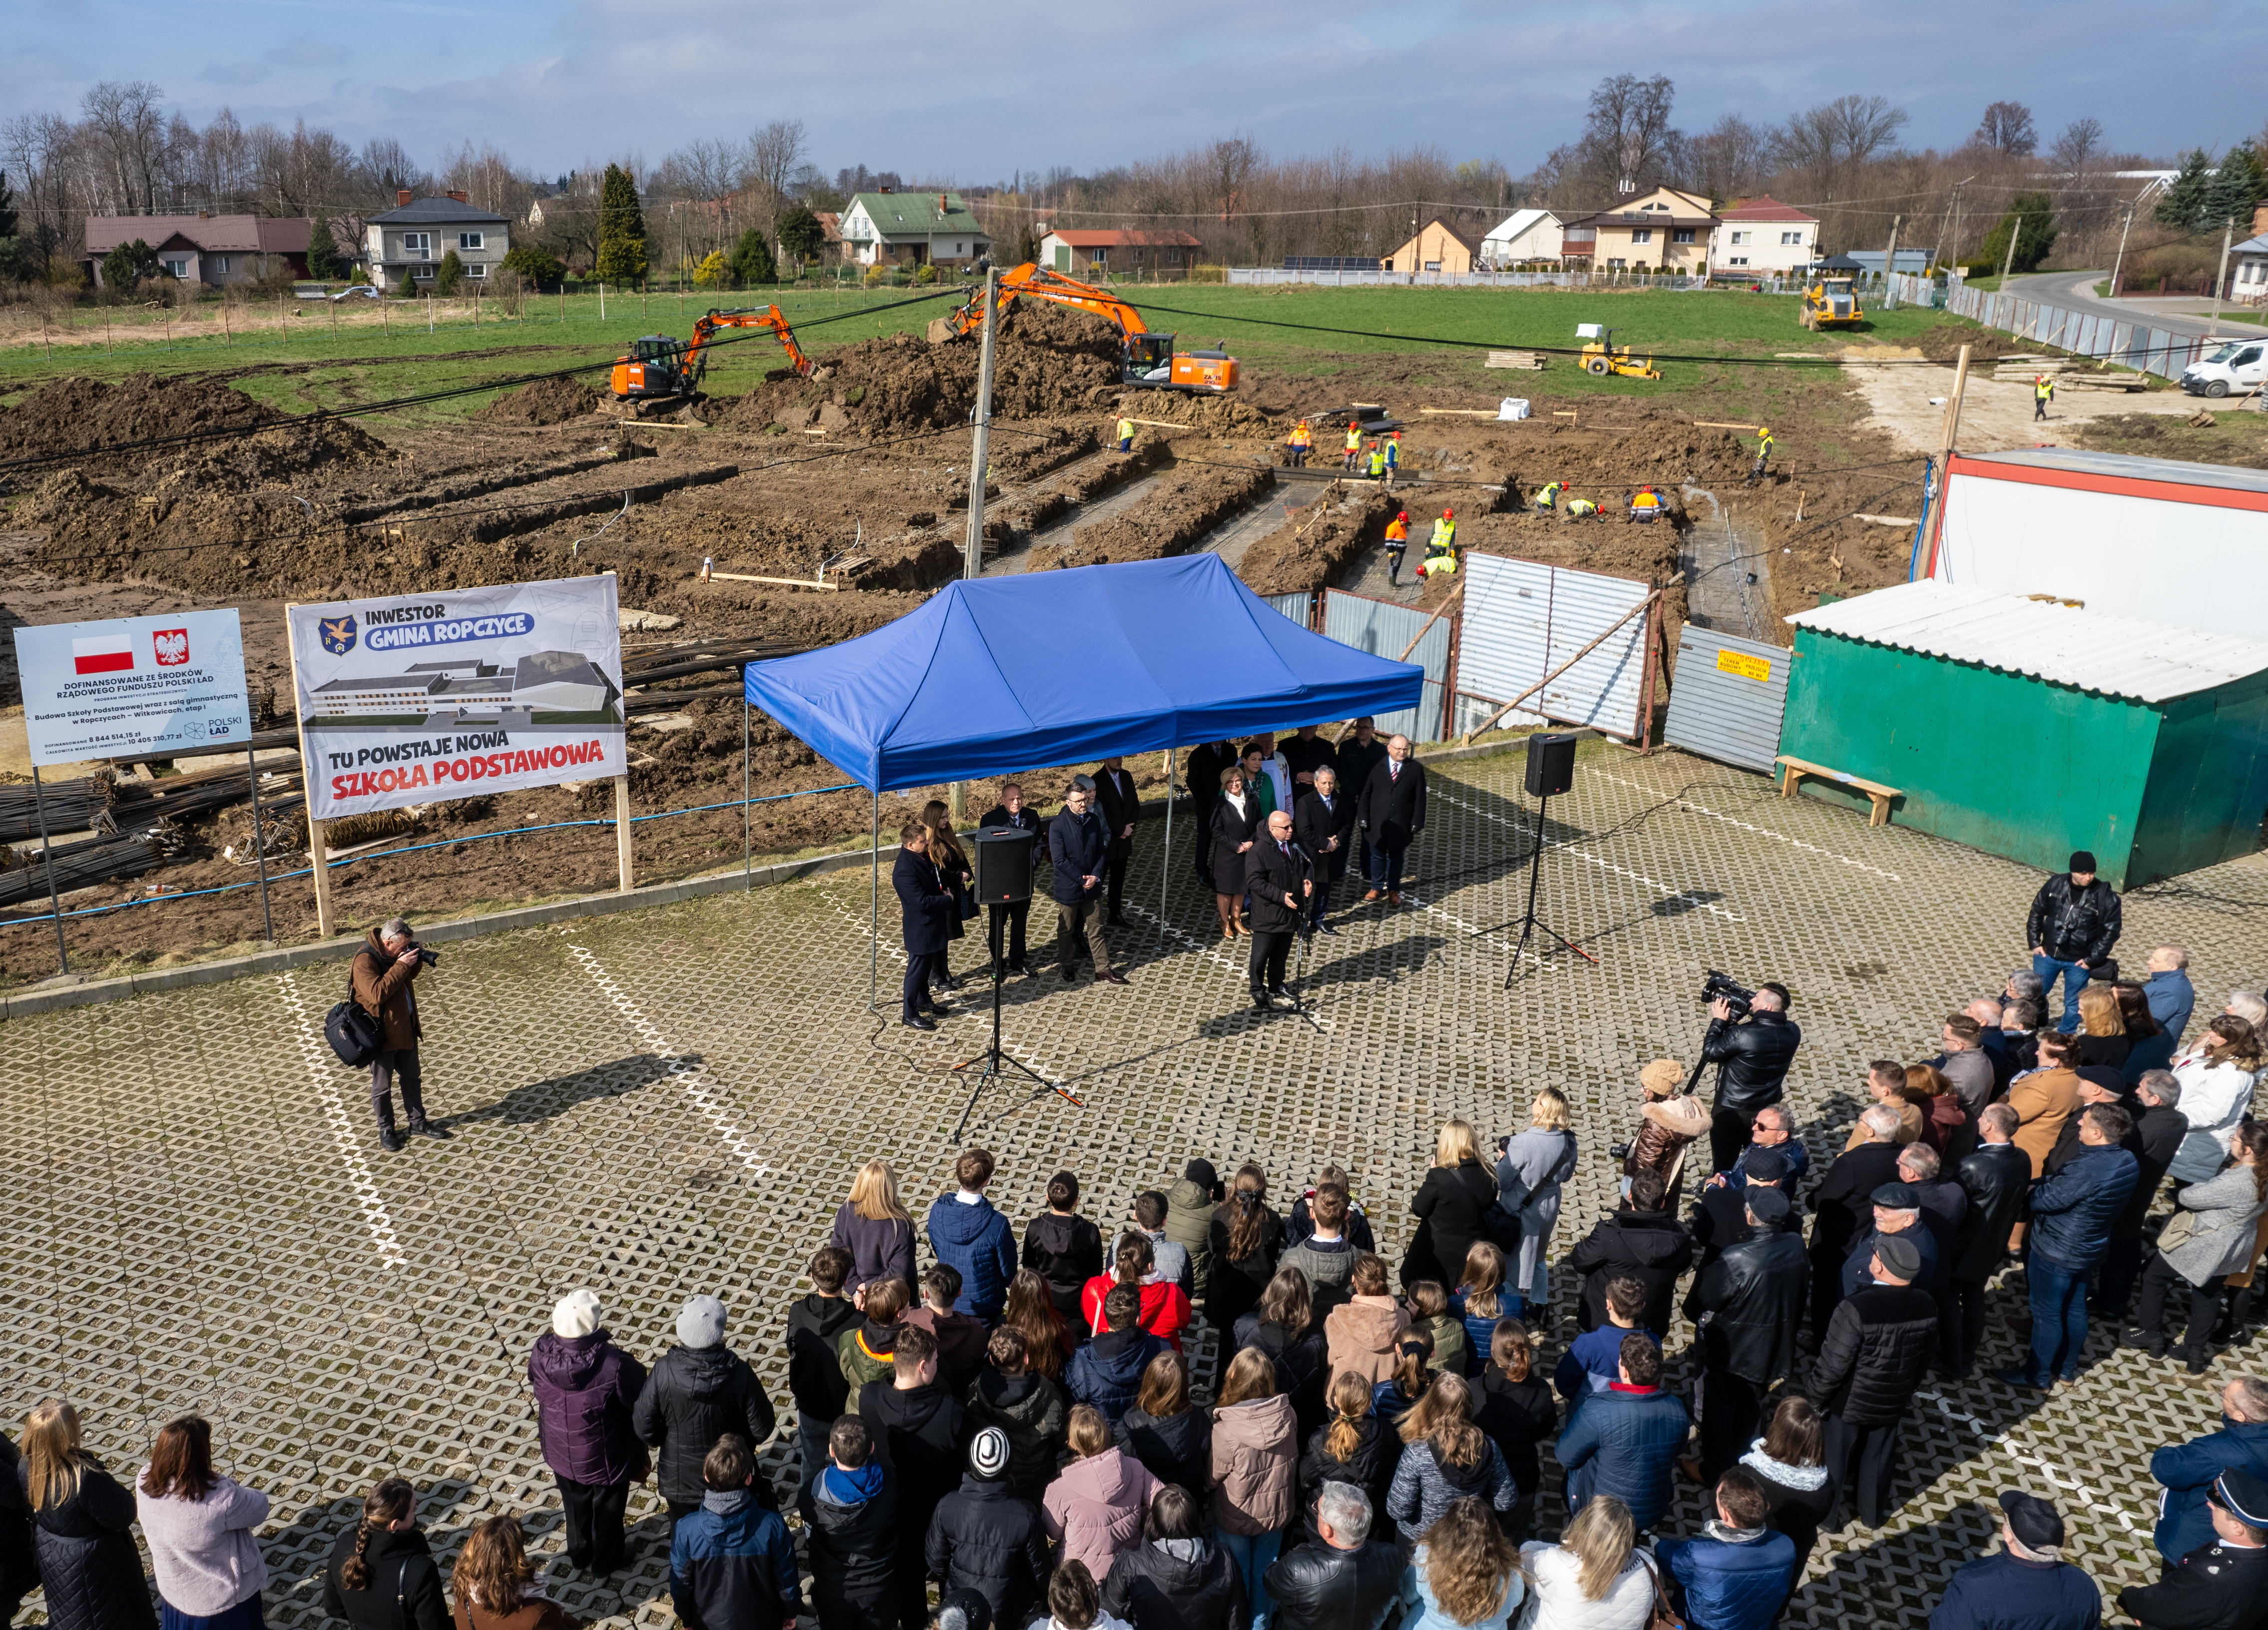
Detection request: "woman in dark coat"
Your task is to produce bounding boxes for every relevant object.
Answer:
[0,1430,40,1627]
[526,1289,648,1575]
[1740,1398,1834,1621]
[1208,769,1261,940]
[921,799,975,991]
[1204,1165,1284,1333]
[20,1400,157,1630]
[321,1478,448,1630]
[1403,1119,1501,1291]
[893,822,957,1029]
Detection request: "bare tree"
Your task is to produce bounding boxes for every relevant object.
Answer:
[1678,114,1772,204]
[80,80,166,214]
[1585,74,1679,195]
[742,118,807,238]
[1974,101,2038,156]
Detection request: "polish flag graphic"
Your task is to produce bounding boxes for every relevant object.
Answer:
[71,634,135,675]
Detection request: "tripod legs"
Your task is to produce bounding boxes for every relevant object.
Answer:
[1505,793,1598,987]
[952,950,1076,1139]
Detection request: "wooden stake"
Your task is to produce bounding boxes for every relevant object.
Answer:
[1922,344,1973,578]
[1461,585,1669,744]
[615,774,634,892]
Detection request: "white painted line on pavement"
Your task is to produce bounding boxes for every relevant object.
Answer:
[820,895,1080,1070]
[564,943,767,1174]
[1430,787,1745,923]
[1914,1388,2143,1531]
[276,972,406,1266]
[1590,770,1904,883]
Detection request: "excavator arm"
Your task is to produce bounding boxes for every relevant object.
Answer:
[933,263,1239,393]
[682,305,815,384]
[937,263,1153,343]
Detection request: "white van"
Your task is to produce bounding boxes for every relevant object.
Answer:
[2179,337,2267,397]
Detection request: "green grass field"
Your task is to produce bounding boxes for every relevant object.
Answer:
[0,280,1988,424]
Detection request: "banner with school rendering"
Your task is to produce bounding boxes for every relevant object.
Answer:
[287,575,625,822]
[12,609,252,767]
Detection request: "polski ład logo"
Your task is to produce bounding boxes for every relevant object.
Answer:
[153,628,189,666]
[319,615,358,656]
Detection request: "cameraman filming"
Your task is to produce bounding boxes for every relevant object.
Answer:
[351,916,446,1152]
[1701,980,1800,1174]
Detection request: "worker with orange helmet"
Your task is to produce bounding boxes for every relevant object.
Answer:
[1629,484,1664,523]
[1287,419,1312,467]
[1383,509,1410,585]
[1418,507,1458,579]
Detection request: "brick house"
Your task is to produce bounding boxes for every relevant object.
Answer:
[1034,228,1203,276]
[364,192,511,287]
[84,214,309,288]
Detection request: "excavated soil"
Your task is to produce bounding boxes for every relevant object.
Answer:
[0,373,283,481]
[1240,484,1400,595]
[475,376,603,426]
[1033,465,1273,571]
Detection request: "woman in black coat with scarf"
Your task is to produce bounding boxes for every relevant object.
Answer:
[1402,1119,1501,1291]
[19,1401,157,1630]
[894,823,958,1030]
[1209,768,1262,941]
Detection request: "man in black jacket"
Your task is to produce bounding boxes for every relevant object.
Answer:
[1567,1169,1695,1336]
[1279,724,1339,793]
[1095,757,1142,928]
[894,823,956,1031]
[1690,1145,1801,1267]
[1354,733,1425,905]
[2026,850,2123,1034]
[1682,1186,1807,1481]
[1945,1104,2030,1379]
[787,1246,861,1493]
[1336,718,1389,892]
[859,1326,969,1630]
[976,785,1045,978]
[634,1296,779,1523]
[1264,1481,1401,1630]
[2096,1072,2190,1322]
[1047,780,1125,986]
[805,1416,900,1630]
[1808,1234,1939,1531]
[1293,767,1358,935]
[1244,810,1312,1011]
[1185,741,1236,891]
[2118,1467,2268,1630]
[1701,984,1801,1172]
[925,1428,1050,1630]
[1805,1106,1905,1349]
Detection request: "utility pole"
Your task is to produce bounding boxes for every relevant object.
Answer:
[1923,343,1973,580]
[2109,200,2138,297]
[2208,215,2236,340]
[1879,213,1904,308]
[952,264,1001,823]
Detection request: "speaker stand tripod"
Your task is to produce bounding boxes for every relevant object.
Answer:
[1504,792,1599,987]
[952,949,1083,1139]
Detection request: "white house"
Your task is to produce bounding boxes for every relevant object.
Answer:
[1710,196,1818,275]
[2232,233,2268,304]
[364,191,510,287]
[837,192,989,268]
[1480,209,1563,267]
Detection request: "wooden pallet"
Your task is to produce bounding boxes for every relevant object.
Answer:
[1485,350,1546,370]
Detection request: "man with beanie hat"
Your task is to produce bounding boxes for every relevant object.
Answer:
[528,1290,648,1574]
[1808,1234,1939,1531]
[1840,1182,1939,1301]
[635,1296,780,1525]
[1682,1184,1808,1482]
[926,1427,1051,1630]
[1930,1491,2102,1629]
[1164,1160,1222,1296]
[2026,850,2123,1034]
[2120,1468,2268,1630]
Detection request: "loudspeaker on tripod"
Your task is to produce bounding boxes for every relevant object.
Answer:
[971,827,1035,904]
[1524,731,1578,798]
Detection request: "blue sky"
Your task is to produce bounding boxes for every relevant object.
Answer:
[16,0,2266,181]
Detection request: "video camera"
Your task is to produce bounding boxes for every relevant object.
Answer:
[1702,969,1753,1019]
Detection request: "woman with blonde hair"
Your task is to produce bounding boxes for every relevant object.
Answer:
[828,1158,916,1299]
[1498,1090,1578,1309]
[1517,1495,1652,1630]
[1907,1063,1970,1160]
[322,1477,448,1630]
[2075,981,2132,1071]
[1409,1497,1525,1630]
[22,1400,156,1630]
[1385,1373,1513,1539]
[450,1515,576,1630]
[1207,1348,1298,1630]
[135,1414,269,1630]
[1407,1120,1500,1293]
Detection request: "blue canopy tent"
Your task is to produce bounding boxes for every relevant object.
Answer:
[742,554,1424,1003]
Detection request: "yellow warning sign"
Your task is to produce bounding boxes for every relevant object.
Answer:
[1717,649,1771,684]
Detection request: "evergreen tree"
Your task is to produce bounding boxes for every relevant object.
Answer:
[435,248,464,294]
[306,215,343,280]
[2155,148,2216,232]
[501,243,565,287]
[102,238,163,289]
[2206,146,2268,230]
[776,205,824,266]
[1973,192,2058,276]
[0,170,17,239]
[726,228,776,285]
[595,164,649,286]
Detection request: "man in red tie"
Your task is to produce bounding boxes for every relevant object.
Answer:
[1355,733,1427,906]
[1244,810,1311,1011]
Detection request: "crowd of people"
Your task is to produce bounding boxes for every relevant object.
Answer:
[16,860,2268,1630]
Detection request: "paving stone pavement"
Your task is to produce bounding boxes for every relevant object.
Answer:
[6,740,2268,1630]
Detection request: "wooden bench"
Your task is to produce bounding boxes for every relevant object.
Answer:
[1775,754,1902,828]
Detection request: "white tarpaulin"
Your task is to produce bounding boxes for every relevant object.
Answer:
[11,609,251,767]
[288,574,625,821]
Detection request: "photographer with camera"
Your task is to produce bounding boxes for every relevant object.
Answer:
[350,917,446,1152]
[1699,976,1801,1175]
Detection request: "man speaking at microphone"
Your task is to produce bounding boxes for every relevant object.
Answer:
[1246,810,1312,1013]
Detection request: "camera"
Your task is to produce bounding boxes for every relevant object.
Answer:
[1702,969,1753,1019]
[414,944,442,968]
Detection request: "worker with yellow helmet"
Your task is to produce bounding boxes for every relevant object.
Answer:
[1748,425,1774,484]
[1417,508,1458,579]
[1383,509,1410,585]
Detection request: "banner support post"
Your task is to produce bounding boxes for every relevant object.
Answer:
[28,766,68,974]
[615,774,634,893]
[285,608,335,938]
[246,744,274,943]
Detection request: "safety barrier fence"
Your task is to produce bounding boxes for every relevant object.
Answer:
[1939,282,2213,380]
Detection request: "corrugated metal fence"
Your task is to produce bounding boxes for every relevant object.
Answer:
[1454,555,1657,743]
[1319,591,1451,743]
[1940,283,2210,381]
[1663,627,1790,773]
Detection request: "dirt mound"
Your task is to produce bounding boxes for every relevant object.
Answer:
[1117,389,1279,438]
[0,373,282,478]
[997,301,1124,362]
[1240,484,1396,595]
[477,377,602,426]
[710,327,1122,439]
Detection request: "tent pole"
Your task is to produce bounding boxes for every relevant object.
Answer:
[870,789,880,1013]
[742,697,753,890]
[1159,747,1173,951]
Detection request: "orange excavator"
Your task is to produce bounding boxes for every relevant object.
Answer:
[608,305,815,408]
[932,263,1238,393]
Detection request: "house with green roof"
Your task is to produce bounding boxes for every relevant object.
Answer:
[837,191,991,268]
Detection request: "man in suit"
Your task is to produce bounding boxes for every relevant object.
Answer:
[1047,779,1126,987]
[1293,766,1357,935]
[1184,740,1235,890]
[977,783,1044,978]
[1279,724,1337,795]
[1095,756,1141,928]
[1355,732,1425,905]
[894,822,957,1030]
[1245,810,1311,1012]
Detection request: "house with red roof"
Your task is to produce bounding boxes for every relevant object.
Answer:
[1710,196,1818,276]
[1035,227,1203,278]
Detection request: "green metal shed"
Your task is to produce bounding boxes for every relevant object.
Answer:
[1779,581,2268,889]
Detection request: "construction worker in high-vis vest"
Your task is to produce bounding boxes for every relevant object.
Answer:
[1367,440,1387,480]
[1384,433,1401,489]
[1286,419,1312,467]
[1629,485,1664,523]
[1418,508,1457,579]
[1117,415,1135,453]
[1748,425,1774,484]
[1344,421,1363,470]
[1533,480,1565,514]
[1383,510,1410,585]
[1564,495,1601,520]
[2033,375,2054,422]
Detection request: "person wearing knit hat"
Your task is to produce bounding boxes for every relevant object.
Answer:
[528,1290,647,1574]
[2026,847,2124,1036]
[926,1426,1052,1629]
[634,1296,779,1527]
[1806,1224,1939,1532]
[1618,1059,1711,1209]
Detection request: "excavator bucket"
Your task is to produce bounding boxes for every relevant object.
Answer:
[925,318,956,344]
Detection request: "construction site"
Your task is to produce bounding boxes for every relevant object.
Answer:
[0,275,2233,983]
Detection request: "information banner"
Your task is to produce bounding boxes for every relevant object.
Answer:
[287,575,625,822]
[12,610,252,767]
